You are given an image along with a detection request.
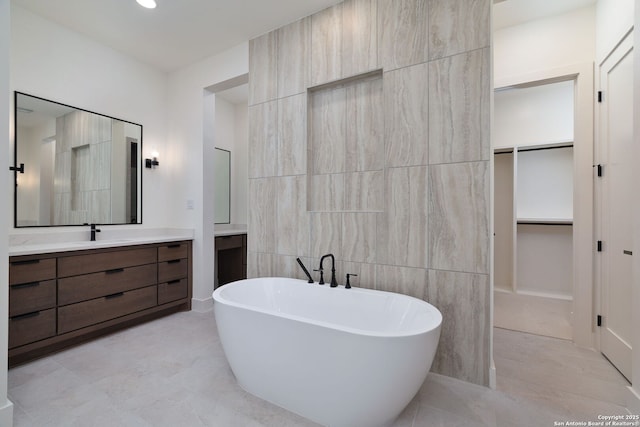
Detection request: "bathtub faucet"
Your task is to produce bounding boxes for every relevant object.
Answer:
[320,254,338,287]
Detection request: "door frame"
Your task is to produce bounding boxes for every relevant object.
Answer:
[494,62,595,349]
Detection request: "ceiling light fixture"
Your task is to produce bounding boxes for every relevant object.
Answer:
[136,0,157,9]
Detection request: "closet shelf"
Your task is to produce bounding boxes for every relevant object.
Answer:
[517,218,573,225]
[493,140,574,153]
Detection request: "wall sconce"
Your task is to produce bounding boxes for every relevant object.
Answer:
[145,151,159,169]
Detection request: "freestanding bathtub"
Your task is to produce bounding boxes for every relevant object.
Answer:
[212,277,442,427]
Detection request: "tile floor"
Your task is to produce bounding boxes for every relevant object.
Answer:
[494,291,572,340]
[8,310,634,427]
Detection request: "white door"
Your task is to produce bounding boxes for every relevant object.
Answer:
[598,32,633,381]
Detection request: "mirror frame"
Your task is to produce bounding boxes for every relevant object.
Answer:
[214,147,231,224]
[13,91,144,228]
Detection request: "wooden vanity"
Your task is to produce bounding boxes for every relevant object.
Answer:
[8,240,192,366]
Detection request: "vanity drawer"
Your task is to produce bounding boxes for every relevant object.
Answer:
[158,242,189,262]
[158,278,189,305]
[58,247,157,277]
[9,308,56,349]
[158,259,188,283]
[58,286,157,334]
[215,235,243,251]
[9,258,56,285]
[58,264,158,306]
[9,279,56,317]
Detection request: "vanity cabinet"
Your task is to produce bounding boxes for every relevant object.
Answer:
[9,257,57,349]
[8,240,192,366]
[57,247,159,334]
[158,242,190,305]
[215,234,247,287]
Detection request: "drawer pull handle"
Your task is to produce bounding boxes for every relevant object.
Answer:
[167,279,181,285]
[105,292,124,300]
[623,250,633,256]
[106,268,125,274]
[10,259,40,266]
[167,244,181,248]
[11,311,40,320]
[167,259,181,264]
[10,281,40,289]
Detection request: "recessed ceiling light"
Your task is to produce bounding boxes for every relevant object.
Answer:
[136,0,157,9]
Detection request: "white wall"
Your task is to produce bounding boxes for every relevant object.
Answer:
[494,5,595,82]
[597,0,635,64]
[214,96,248,225]
[166,44,248,310]
[494,81,574,148]
[516,147,574,220]
[10,5,169,231]
[1,0,14,424]
[9,1,250,317]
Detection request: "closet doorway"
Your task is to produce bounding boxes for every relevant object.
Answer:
[493,64,594,347]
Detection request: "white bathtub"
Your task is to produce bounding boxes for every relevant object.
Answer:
[212,277,442,427]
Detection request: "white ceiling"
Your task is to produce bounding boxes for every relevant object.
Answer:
[11,0,341,72]
[12,0,598,72]
[494,0,597,31]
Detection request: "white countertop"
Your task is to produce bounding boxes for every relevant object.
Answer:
[9,228,195,256]
[214,224,247,237]
[215,229,247,237]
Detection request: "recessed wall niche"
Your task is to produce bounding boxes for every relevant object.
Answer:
[307,70,383,212]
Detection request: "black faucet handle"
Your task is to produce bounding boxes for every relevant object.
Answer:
[345,273,358,289]
[313,269,325,285]
[330,268,338,288]
[89,223,101,241]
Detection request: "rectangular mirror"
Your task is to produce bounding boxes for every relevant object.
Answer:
[214,148,230,224]
[14,92,142,227]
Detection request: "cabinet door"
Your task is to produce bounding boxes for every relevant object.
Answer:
[9,258,56,285]
[9,280,56,317]
[9,309,56,349]
[58,286,157,334]
[58,247,156,277]
[58,264,157,305]
[158,242,189,262]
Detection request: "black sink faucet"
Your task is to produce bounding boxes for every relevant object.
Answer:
[90,223,101,241]
[320,254,338,287]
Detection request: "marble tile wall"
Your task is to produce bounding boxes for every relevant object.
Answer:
[53,111,113,224]
[384,63,429,167]
[311,4,343,86]
[276,18,310,99]
[428,48,490,164]
[378,0,428,71]
[342,0,379,78]
[248,0,491,386]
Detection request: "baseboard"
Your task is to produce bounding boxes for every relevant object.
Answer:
[628,386,640,415]
[0,399,14,427]
[191,296,213,313]
[489,360,497,390]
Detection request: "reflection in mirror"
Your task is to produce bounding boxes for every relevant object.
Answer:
[14,92,142,227]
[214,148,230,224]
